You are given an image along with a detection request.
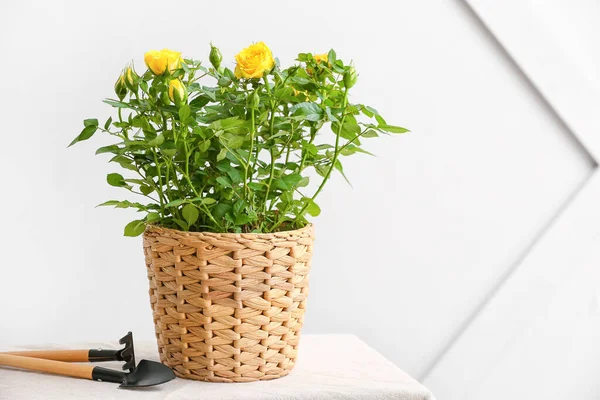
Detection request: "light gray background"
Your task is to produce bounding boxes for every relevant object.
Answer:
[0,0,598,397]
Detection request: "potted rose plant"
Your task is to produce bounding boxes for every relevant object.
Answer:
[70,42,407,382]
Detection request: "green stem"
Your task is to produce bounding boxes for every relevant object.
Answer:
[244,107,256,201]
[128,189,159,203]
[299,87,349,216]
[181,140,220,228]
[151,151,166,218]
[188,72,208,86]
[299,126,316,171]
[267,133,296,214]
[262,76,277,214]
[278,121,296,177]
[131,161,161,200]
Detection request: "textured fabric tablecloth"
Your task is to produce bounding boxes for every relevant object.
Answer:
[0,335,435,400]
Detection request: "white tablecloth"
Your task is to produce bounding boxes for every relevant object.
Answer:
[0,335,435,399]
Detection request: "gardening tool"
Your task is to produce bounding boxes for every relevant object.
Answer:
[0,332,175,388]
[3,332,137,372]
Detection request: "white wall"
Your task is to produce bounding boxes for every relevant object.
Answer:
[0,0,593,389]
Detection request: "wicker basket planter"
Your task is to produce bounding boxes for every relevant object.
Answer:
[142,224,314,382]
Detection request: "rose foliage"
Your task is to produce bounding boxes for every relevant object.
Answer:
[70,43,408,236]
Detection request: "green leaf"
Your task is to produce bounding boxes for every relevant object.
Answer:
[69,124,98,147]
[96,200,146,209]
[189,95,211,108]
[340,144,375,157]
[160,141,177,156]
[218,76,232,87]
[334,160,352,186]
[193,126,207,138]
[235,214,251,225]
[165,199,186,208]
[106,173,129,188]
[132,115,153,132]
[334,118,361,141]
[325,107,339,122]
[305,142,318,155]
[290,102,324,122]
[124,179,146,185]
[212,203,232,220]
[191,197,216,205]
[83,118,99,127]
[303,198,321,217]
[179,105,191,121]
[109,155,138,171]
[247,182,263,191]
[274,86,297,103]
[148,134,164,147]
[145,212,161,223]
[198,139,211,153]
[227,167,243,184]
[96,200,121,207]
[234,199,248,214]
[216,148,228,162]
[296,176,310,187]
[103,99,130,108]
[216,175,232,188]
[124,219,145,237]
[314,164,328,178]
[362,129,379,138]
[228,135,245,149]
[378,124,409,134]
[173,218,189,231]
[375,114,387,125]
[216,160,233,173]
[199,86,217,101]
[210,116,243,131]
[182,204,200,227]
[327,49,337,65]
[140,185,154,195]
[95,145,121,155]
[104,116,113,130]
[274,174,303,191]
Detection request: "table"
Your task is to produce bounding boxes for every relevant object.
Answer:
[0,335,435,399]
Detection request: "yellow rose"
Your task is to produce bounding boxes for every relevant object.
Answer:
[313,53,328,64]
[144,49,182,75]
[124,64,139,90]
[168,79,187,107]
[234,42,275,79]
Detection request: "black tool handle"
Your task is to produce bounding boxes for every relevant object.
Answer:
[91,366,126,383]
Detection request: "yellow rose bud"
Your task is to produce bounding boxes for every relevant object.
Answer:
[313,53,328,64]
[234,42,275,79]
[168,79,187,107]
[144,49,182,75]
[124,65,139,91]
[114,73,127,100]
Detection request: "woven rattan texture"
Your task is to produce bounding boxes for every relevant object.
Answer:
[143,224,314,382]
